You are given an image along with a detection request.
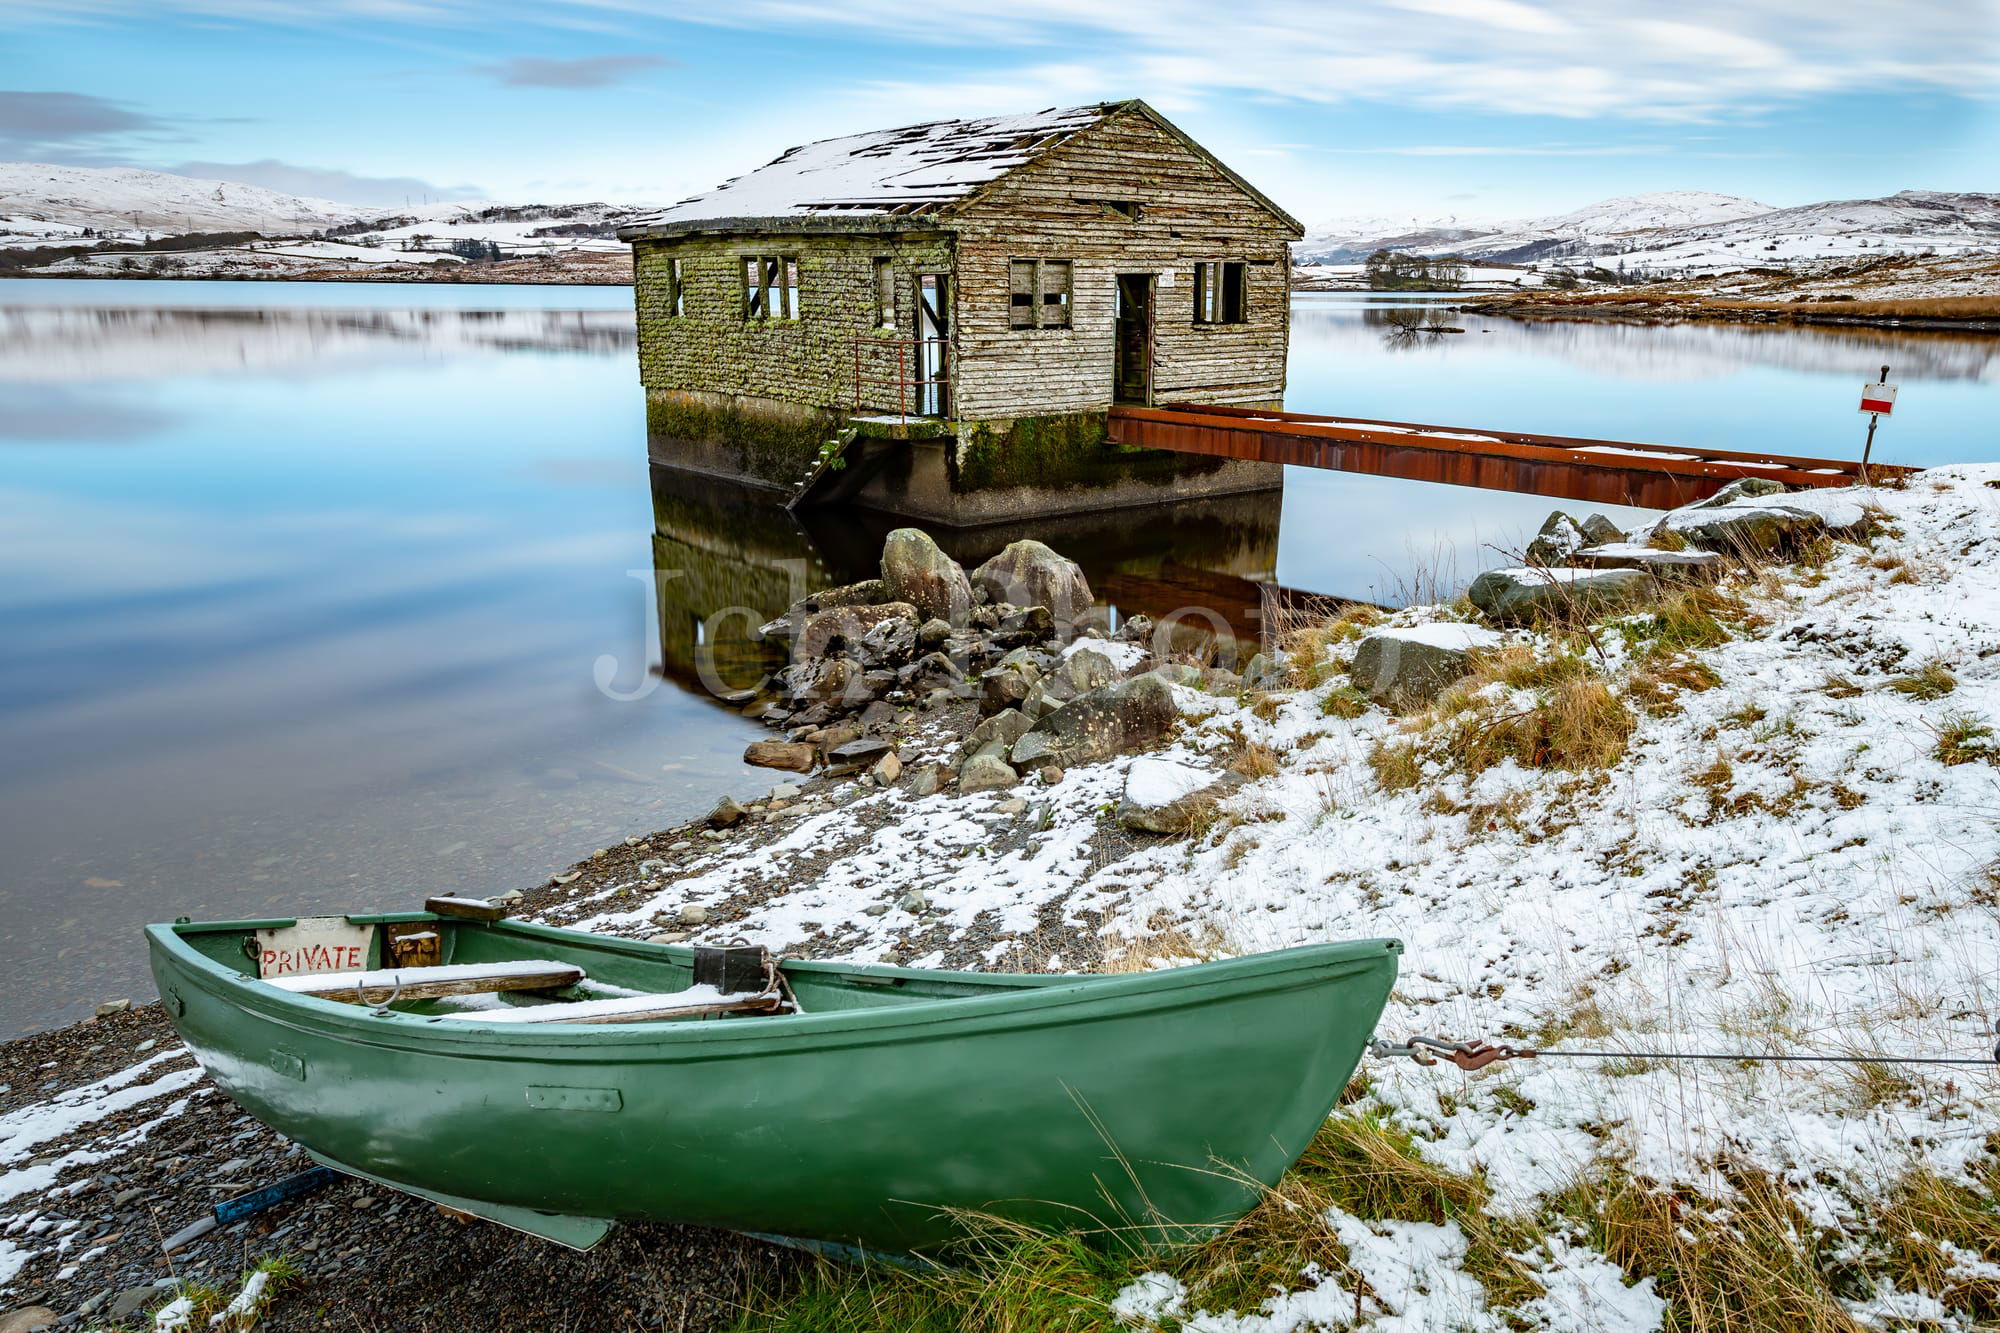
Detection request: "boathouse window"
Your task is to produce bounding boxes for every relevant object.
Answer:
[873,258,896,329]
[667,257,685,317]
[1193,261,1246,324]
[743,256,800,320]
[1009,258,1073,330]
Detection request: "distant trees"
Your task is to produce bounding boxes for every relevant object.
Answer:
[1364,249,1468,290]
[448,238,506,262]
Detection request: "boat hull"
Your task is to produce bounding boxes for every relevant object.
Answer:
[148,917,1399,1254]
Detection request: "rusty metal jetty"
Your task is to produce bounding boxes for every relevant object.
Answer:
[1108,403,1902,508]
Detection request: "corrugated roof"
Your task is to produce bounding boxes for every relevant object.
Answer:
[633,104,1112,226]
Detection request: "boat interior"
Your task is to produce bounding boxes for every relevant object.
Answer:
[169,899,1060,1027]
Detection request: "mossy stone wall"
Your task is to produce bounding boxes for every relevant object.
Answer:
[954,412,1228,493]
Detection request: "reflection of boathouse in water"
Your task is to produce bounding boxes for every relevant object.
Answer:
[650,473,1287,698]
[618,100,1301,524]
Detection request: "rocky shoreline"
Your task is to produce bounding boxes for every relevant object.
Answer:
[0,474,1977,1331]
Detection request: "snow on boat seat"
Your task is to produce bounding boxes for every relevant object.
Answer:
[268,960,584,1004]
[438,985,783,1026]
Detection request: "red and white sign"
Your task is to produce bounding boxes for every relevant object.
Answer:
[1859,382,1899,416]
[255,916,374,979]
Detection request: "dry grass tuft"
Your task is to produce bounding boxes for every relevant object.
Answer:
[1569,1169,1871,1333]
[1228,742,1280,780]
[1321,684,1371,719]
[1890,658,1958,701]
[1931,711,1996,767]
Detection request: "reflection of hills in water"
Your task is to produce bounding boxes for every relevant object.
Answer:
[0,306,635,381]
[1304,301,2000,383]
[649,470,1292,698]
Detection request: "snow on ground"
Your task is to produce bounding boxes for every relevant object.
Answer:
[0,1049,207,1282]
[569,465,2000,1329]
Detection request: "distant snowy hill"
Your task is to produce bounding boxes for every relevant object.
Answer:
[0,162,661,273]
[1298,188,2000,275]
[0,163,374,235]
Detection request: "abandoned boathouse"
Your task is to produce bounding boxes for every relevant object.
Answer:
[618,99,1304,524]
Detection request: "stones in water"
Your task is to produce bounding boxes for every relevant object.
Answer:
[744,740,815,772]
[797,601,917,659]
[1467,567,1656,625]
[971,540,1094,627]
[1008,672,1181,769]
[959,753,1019,793]
[1349,623,1503,710]
[758,578,888,643]
[881,528,973,624]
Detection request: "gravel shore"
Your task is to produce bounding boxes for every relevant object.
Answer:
[0,694,1147,1330]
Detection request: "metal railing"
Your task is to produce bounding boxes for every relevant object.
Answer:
[851,336,949,423]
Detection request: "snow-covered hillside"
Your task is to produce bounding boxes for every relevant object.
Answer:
[0,163,373,235]
[0,163,653,257]
[1300,189,2000,277]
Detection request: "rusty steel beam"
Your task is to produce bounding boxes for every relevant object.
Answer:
[1109,405,1905,508]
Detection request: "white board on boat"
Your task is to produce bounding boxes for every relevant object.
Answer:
[256,917,374,979]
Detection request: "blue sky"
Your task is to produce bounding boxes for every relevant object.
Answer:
[3,1,1996,222]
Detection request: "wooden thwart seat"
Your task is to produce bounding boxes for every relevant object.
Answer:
[269,960,584,1005]
[439,987,785,1026]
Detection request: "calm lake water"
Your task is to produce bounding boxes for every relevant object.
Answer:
[2,278,1994,1034]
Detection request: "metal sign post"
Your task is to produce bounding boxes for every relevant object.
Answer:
[1858,364,1897,484]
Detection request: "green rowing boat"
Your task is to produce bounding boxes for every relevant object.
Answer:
[147,910,1399,1255]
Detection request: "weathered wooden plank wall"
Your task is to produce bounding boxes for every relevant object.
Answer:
[947,106,1298,421]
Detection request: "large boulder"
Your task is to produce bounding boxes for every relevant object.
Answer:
[1649,503,1825,555]
[796,601,918,659]
[757,578,887,642]
[971,540,1094,626]
[1579,513,1626,545]
[959,753,1019,793]
[962,707,1032,759]
[881,529,972,624]
[1116,759,1245,834]
[1349,623,1502,710]
[1008,672,1181,769]
[1467,567,1656,625]
[1691,478,1788,509]
[1569,543,1725,581]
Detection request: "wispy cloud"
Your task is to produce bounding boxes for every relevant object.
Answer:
[618,0,2000,122]
[474,54,673,88]
[0,89,181,161]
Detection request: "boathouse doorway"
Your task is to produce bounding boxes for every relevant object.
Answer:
[916,273,950,416]
[1114,273,1154,405]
